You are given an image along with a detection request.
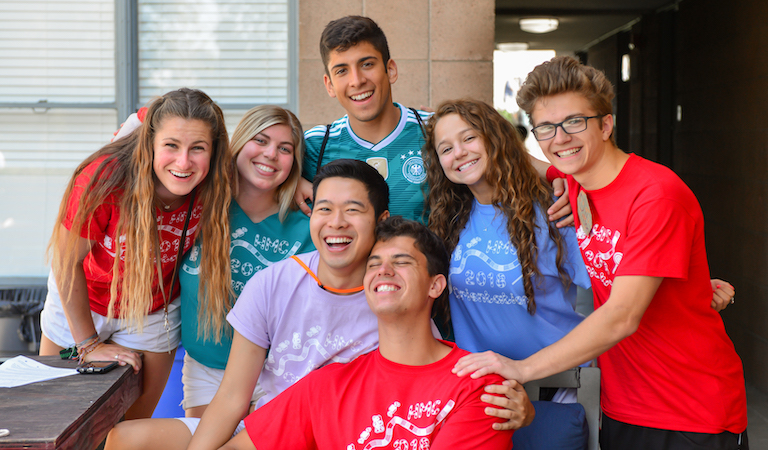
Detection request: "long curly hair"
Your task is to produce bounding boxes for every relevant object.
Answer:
[49,88,232,330]
[423,99,570,315]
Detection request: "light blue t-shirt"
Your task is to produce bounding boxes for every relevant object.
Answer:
[449,200,591,360]
[179,200,314,370]
[303,103,431,222]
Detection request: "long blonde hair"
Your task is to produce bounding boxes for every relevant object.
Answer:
[198,105,305,342]
[423,99,571,316]
[49,88,232,329]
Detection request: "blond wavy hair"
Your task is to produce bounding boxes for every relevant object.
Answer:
[423,99,571,316]
[517,55,616,146]
[49,88,232,331]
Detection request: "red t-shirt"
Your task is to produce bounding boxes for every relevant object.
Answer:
[549,154,747,434]
[244,341,513,450]
[63,157,202,317]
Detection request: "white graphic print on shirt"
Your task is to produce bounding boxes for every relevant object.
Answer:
[348,399,456,450]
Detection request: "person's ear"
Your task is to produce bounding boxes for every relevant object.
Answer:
[323,74,337,99]
[377,210,390,223]
[601,114,614,141]
[428,274,447,300]
[386,59,398,85]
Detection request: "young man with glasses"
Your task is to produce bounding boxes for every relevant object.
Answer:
[453,56,748,450]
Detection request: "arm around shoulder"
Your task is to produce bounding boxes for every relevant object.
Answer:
[453,276,662,384]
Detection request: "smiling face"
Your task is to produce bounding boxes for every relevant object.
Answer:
[364,236,446,319]
[235,123,295,197]
[323,41,398,127]
[433,113,493,204]
[532,91,614,189]
[310,177,387,286]
[153,117,213,204]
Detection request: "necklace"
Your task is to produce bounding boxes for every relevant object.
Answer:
[290,256,364,294]
[157,195,184,211]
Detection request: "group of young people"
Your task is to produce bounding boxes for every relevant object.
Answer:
[38,13,747,450]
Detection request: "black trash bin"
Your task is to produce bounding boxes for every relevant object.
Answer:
[0,284,46,357]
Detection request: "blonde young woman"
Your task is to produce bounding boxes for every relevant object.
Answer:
[104,105,314,450]
[39,88,232,420]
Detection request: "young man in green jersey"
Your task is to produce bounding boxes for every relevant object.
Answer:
[294,15,572,225]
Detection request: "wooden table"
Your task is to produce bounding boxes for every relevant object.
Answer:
[0,356,142,449]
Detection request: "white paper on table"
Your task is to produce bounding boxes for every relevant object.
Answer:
[0,355,79,388]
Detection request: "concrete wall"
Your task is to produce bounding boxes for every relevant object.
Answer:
[297,0,495,128]
[673,0,768,393]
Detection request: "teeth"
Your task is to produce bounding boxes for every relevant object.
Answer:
[170,170,192,178]
[458,160,477,172]
[557,148,581,157]
[255,163,275,173]
[376,284,399,292]
[351,91,373,101]
[325,237,352,244]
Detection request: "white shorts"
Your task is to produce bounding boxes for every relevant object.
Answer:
[176,417,246,437]
[40,271,181,353]
[181,352,266,410]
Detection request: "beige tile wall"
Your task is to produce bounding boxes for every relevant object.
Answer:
[297,0,495,128]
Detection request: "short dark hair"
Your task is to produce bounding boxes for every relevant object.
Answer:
[375,216,448,279]
[319,16,391,76]
[313,159,389,219]
[374,216,449,321]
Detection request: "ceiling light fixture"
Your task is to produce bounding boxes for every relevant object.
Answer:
[519,18,559,34]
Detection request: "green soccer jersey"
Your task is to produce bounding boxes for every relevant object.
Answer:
[303,103,431,222]
[179,200,314,370]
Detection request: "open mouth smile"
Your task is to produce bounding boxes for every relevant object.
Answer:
[375,283,400,292]
[458,160,479,172]
[325,237,352,248]
[351,91,373,101]
[170,170,192,178]
[555,147,581,158]
[254,163,276,173]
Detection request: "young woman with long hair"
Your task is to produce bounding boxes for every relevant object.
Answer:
[39,88,232,419]
[423,99,591,402]
[104,105,314,449]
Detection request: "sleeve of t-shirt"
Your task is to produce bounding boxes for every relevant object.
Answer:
[559,225,591,289]
[613,196,695,280]
[302,130,322,181]
[429,375,514,450]
[244,375,315,449]
[62,168,114,242]
[546,165,565,184]
[227,268,273,349]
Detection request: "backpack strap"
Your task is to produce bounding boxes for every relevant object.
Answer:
[316,124,332,176]
[408,107,427,138]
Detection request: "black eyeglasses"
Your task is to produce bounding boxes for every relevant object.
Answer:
[531,115,606,141]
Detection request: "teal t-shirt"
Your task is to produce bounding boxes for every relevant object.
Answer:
[179,200,314,370]
[303,103,431,222]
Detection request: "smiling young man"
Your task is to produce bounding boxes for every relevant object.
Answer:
[453,56,748,449]
[296,16,431,222]
[220,217,514,450]
[155,159,527,450]
[296,15,571,226]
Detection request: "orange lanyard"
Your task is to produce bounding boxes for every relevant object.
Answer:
[291,255,364,294]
